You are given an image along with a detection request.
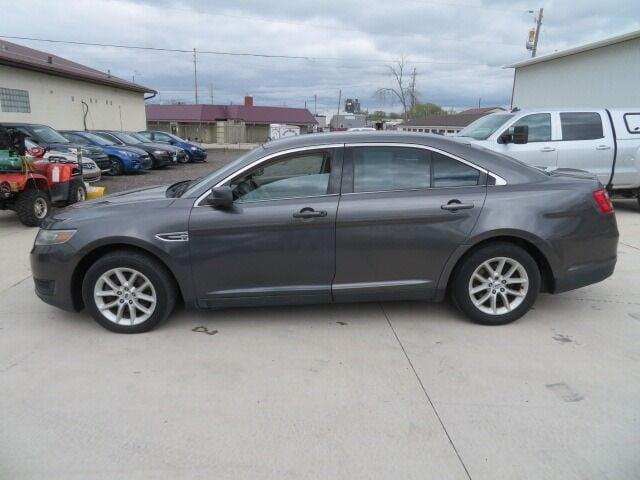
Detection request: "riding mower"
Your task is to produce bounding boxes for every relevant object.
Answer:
[0,126,87,226]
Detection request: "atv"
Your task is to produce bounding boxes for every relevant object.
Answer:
[0,126,87,227]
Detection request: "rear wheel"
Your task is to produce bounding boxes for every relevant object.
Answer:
[16,189,51,226]
[82,250,177,333]
[451,242,541,325]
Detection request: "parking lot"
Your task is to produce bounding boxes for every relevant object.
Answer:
[1,146,639,479]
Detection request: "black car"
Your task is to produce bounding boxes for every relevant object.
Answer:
[31,132,618,333]
[0,123,111,171]
[92,131,182,168]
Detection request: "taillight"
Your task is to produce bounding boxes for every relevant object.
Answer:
[593,189,614,214]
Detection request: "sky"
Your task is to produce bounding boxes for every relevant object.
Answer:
[1,0,639,115]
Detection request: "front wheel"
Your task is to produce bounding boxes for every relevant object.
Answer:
[451,243,541,326]
[108,157,124,176]
[16,189,51,226]
[68,179,87,204]
[82,250,177,333]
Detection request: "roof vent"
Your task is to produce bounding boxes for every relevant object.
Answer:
[47,56,53,64]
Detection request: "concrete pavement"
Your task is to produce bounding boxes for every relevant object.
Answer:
[1,200,639,479]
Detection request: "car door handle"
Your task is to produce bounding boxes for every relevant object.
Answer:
[292,208,327,219]
[596,145,611,150]
[441,201,474,211]
[540,147,556,152]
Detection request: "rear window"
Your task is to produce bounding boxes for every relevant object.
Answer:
[560,112,604,141]
[624,113,640,134]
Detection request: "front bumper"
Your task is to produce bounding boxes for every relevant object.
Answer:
[153,153,174,168]
[30,243,81,312]
[92,155,111,171]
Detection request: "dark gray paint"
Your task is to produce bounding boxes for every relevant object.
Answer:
[30,132,619,315]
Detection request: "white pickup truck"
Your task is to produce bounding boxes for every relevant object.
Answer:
[455,108,640,202]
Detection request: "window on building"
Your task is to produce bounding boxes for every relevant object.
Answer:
[0,88,31,113]
[352,147,431,193]
[507,113,551,142]
[560,112,604,141]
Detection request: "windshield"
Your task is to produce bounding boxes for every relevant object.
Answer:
[83,132,115,146]
[62,133,91,145]
[28,125,70,144]
[165,132,186,142]
[457,114,514,140]
[112,132,142,144]
[183,148,259,197]
[129,132,150,143]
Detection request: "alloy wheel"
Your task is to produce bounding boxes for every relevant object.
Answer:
[468,257,529,315]
[34,197,48,219]
[93,267,157,326]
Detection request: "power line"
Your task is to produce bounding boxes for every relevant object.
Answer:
[0,35,494,66]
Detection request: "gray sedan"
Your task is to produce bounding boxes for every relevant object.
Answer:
[30,132,618,333]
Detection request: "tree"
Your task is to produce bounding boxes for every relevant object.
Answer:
[367,110,388,121]
[410,102,444,118]
[375,56,418,122]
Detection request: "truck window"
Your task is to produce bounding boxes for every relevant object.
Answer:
[560,112,604,141]
[507,113,551,142]
[624,113,640,134]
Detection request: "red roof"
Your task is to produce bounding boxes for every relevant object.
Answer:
[146,104,317,125]
[0,39,155,93]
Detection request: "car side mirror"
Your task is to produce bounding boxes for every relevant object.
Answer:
[206,186,233,209]
[512,125,529,144]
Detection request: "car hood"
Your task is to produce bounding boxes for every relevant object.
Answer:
[106,145,148,155]
[141,142,183,153]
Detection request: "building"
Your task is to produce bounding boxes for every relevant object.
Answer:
[459,107,505,115]
[507,29,640,108]
[399,113,489,136]
[146,97,317,144]
[0,40,155,130]
[330,114,367,130]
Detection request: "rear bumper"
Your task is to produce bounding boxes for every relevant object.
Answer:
[554,255,617,293]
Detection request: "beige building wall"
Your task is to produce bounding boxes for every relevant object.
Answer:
[0,65,148,130]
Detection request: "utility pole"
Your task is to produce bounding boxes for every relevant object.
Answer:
[193,48,199,104]
[209,83,214,104]
[409,67,417,114]
[527,8,544,58]
[478,97,481,108]
[337,89,342,116]
[314,94,317,115]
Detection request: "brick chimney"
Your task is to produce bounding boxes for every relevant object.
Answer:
[244,96,253,107]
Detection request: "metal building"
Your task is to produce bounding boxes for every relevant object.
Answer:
[507,30,640,108]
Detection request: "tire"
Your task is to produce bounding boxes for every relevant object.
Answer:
[450,242,541,326]
[15,189,51,227]
[68,178,87,204]
[82,250,178,333]
[109,157,124,176]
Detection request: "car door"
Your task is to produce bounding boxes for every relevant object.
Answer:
[556,111,614,184]
[494,113,559,169]
[188,146,343,308]
[333,144,487,302]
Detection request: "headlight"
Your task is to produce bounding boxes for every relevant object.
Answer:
[80,148,91,155]
[35,229,77,246]
[190,146,198,151]
[153,150,167,155]
[120,150,135,157]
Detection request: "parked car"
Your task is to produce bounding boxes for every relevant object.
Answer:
[60,131,152,175]
[92,131,181,169]
[0,122,112,172]
[138,130,207,162]
[455,108,640,204]
[347,127,376,132]
[25,138,101,183]
[31,132,618,333]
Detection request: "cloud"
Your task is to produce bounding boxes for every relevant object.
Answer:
[2,0,638,113]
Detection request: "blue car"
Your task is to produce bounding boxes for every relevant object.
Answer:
[138,130,207,162]
[60,131,152,175]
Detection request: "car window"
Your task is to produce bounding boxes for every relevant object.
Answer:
[432,152,481,187]
[137,132,153,140]
[507,113,551,142]
[62,133,91,145]
[560,112,604,141]
[230,151,332,202]
[352,147,430,193]
[154,132,173,142]
[623,113,640,134]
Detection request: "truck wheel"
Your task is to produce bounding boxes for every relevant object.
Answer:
[82,250,178,333]
[109,157,124,176]
[16,189,51,227]
[68,179,87,204]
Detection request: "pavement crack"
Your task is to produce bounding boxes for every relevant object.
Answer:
[380,302,472,480]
